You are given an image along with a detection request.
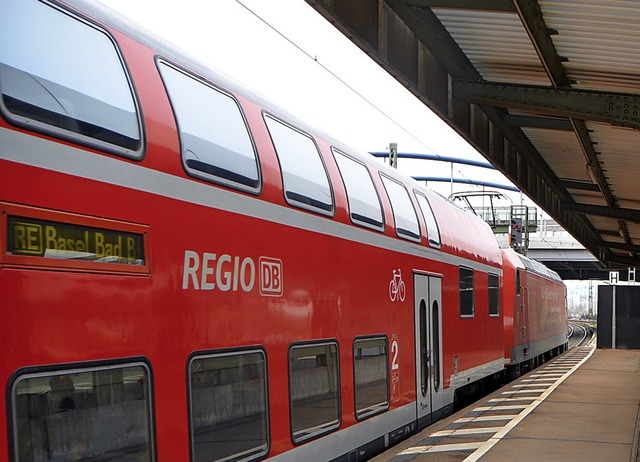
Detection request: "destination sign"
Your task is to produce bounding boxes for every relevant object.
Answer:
[7,215,145,265]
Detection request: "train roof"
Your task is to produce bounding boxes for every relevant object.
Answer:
[501,248,563,283]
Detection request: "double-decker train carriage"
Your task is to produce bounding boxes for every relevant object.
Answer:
[0,0,567,461]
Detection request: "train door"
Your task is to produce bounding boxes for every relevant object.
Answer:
[414,273,444,430]
[519,269,531,354]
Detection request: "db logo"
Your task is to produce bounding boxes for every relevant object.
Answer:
[260,257,283,297]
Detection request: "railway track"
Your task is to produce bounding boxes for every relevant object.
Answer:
[568,321,595,349]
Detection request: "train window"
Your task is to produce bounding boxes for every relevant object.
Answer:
[0,0,142,157]
[459,266,475,317]
[432,301,441,392]
[516,269,522,296]
[188,350,269,462]
[380,175,420,241]
[333,150,384,230]
[289,342,340,443]
[414,192,441,248]
[264,115,334,215]
[353,337,389,420]
[419,300,428,397]
[158,61,261,193]
[10,362,154,461]
[489,273,500,316]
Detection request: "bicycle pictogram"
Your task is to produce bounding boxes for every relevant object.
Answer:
[389,269,406,302]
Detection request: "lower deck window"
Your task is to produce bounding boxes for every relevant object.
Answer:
[189,350,268,462]
[354,337,389,419]
[11,362,153,462]
[289,342,340,443]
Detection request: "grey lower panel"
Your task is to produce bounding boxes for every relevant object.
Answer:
[509,332,567,365]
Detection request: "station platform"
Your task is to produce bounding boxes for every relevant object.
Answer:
[373,345,640,462]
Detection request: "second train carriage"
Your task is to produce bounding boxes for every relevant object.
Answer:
[501,248,569,376]
[0,0,567,460]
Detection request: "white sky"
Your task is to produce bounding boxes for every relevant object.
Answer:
[99,0,526,203]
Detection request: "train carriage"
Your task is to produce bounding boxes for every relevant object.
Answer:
[0,0,566,461]
[501,248,569,376]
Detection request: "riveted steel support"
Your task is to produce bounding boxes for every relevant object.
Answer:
[453,80,640,129]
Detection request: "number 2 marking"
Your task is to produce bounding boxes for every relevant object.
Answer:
[391,339,399,370]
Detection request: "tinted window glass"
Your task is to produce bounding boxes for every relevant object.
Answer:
[289,342,340,443]
[265,115,333,214]
[381,176,420,241]
[189,350,268,462]
[11,363,153,461]
[460,267,475,317]
[0,0,141,155]
[333,150,383,230]
[489,273,500,316]
[415,192,441,248]
[158,61,260,192]
[432,301,441,391]
[354,337,389,419]
[419,300,428,397]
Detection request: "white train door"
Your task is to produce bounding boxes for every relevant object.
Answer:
[414,273,444,430]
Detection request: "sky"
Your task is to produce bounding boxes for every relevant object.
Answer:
[98,0,523,203]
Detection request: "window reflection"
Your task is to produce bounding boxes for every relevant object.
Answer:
[0,0,140,153]
[12,363,153,462]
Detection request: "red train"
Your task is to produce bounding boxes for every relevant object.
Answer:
[0,0,567,461]
[501,249,569,378]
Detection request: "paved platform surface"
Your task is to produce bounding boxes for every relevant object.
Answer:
[373,346,640,462]
[478,347,640,462]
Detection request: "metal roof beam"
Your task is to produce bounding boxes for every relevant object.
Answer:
[453,80,640,129]
[597,229,625,237]
[557,180,600,192]
[405,0,515,11]
[564,202,640,223]
[570,120,615,207]
[386,0,481,80]
[512,0,570,88]
[602,254,640,267]
[596,240,640,254]
[504,115,573,130]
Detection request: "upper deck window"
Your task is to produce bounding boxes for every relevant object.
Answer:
[414,192,441,248]
[380,175,420,241]
[333,149,383,230]
[0,0,142,157]
[460,266,475,317]
[158,61,260,193]
[489,273,500,316]
[264,115,333,215]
